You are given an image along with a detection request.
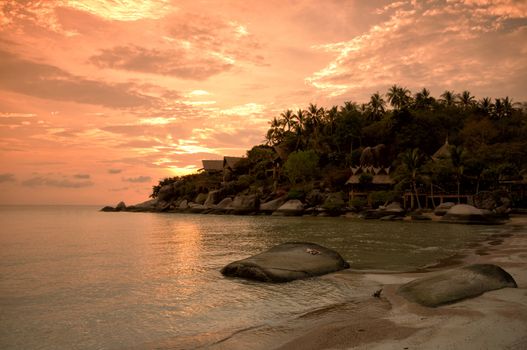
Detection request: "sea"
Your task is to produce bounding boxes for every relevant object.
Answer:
[0,205,505,349]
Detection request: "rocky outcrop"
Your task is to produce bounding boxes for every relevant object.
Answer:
[221,242,350,282]
[441,204,506,225]
[273,199,304,216]
[397,264,517,307]
[434,202,455,216]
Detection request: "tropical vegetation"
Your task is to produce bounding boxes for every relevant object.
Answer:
[151,86,527,209]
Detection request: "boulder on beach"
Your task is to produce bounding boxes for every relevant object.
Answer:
[434,202,455,216]
[397,264,517,307]
[273,199,304,216]
[441,204,505,225]
[221,242,350,282]
[204,190,221,208]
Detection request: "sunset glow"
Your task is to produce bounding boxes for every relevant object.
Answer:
[1,0,526,205]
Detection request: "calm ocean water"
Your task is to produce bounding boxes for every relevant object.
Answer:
[0,205,501,349]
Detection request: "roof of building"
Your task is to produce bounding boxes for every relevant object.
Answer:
[201,160,224,171]
[346,166,394,185]
[223,156,245,169]
[432,138,451,160]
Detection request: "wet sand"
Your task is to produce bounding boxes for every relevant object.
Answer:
[212,216,527,349]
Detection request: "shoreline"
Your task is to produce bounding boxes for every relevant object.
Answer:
[206,215,527,349]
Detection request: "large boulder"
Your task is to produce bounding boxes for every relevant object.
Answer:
[397,264,517,307]
[434,202,455,216]
[260,196,288,214]
[221,242,350,282]
[273,199,304,216]
[441,204,505,225]
[227,194,259,215]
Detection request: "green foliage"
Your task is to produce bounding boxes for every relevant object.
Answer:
[368,191,397,208]
[359,173,373,184]
[287,188,306,200]
[350,197,367,209]
[322,192,346,212]
[284,150,319,184]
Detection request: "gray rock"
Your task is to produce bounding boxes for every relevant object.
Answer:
[227,194,259,214]
[188,202,207,213]
[434,202,455,216]
[441,204,505,225]
[216,197,233,209]
[397,264,517,307]
[260,196,288,213]
[273,199,304,216]
[221,242,350,282]
[178,199,189,210]
[384,201,404,214]
[194,193,208,205]
[204,190,221,207]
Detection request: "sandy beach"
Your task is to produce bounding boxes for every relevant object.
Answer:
[211,216,527,350]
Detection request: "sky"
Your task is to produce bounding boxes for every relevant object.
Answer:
[0,0,526,205]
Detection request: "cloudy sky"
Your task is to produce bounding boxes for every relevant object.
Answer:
[1,0,526,205]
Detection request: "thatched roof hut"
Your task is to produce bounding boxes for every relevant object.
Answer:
[432,138,450,161]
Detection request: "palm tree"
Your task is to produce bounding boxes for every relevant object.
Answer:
[479,97,493,116]
[414,88,434,110]
[280,109,295,132]
[293,109,307,149]
[440,90,456,107]
[387,84,411,110]
[458,90,475,109]
[266,116,283,145]
[502,96,513,118]
[306,103,325,150]
[368,92,386,120]
[449,145,464,203]
[397,148,425,209]
[341,101,359,113]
